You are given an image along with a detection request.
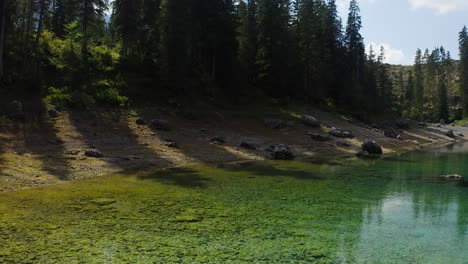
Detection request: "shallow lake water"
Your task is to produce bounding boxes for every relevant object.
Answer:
[0,144,468,263]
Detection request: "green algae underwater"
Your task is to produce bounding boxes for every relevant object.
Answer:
[1,144,468,263]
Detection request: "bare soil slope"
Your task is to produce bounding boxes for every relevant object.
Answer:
[0,106,464,192]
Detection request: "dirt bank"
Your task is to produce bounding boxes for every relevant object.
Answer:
[0,105,465,192]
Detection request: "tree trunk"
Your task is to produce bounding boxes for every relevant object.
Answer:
[23,0,34,74]
[35,0,47,46]
[81,1,90,63]
[211,47,217,81]
[0,0,8,80]
[121,32,129,57]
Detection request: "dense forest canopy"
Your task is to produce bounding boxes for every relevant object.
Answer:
[0,0,467,122]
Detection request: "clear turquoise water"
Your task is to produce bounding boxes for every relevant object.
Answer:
[0,144,468,263]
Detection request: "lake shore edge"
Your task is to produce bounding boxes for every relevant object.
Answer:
[0,106,466,192]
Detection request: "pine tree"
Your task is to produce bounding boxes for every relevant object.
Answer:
[413,49,424,119]
[134,0,160,68]
[323,0,343,101]
[376,46,392,110]
[256,0,291,96]
[297,0,321,98]
[438,46,449,121]
[426,48,439,116]
[397,69,404,105]
[78,0,107,59]
[344,0,365,107]
[405,71,413,102]
[237,0,257,85]
[364,44,378,111]
[438,72,449,122]
[51,0,67,37]
[158,0,191,90]
[112,0,142,57]
[0,0,8,79]
[459,26,468,116]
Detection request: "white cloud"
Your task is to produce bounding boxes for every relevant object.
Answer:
[408,0,468,14]
[366,42,407,65]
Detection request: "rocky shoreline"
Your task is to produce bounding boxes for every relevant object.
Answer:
[0,106,466,192]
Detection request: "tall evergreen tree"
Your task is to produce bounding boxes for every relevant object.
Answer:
[297,0,321,98]
[237,0,257,85]
[158,0,191,90]
[413,49,424,119]
[112,0,142,57]
[438,71,449,122]
[405,71,413,103]
[375,46,392,110]
[0,0,8,79]
[344,0,365,107]
[396,69,404,103]
[78,0,107,59]
[323,0,343,101]
[137,0,160,68]
[364,44,378,111]
[256,0,291,96]
[459,26,468,116]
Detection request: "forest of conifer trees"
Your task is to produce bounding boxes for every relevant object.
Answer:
[0,0,467,122]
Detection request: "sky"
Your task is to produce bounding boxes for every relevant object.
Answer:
[337,0,468,65]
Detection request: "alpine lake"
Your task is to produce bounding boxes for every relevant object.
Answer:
[0,143,468,263]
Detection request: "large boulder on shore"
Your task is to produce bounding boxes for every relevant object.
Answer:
[361,139,383,155]
[209,136,226,145]
[263,118,285,129]
[85,149,103,158]
[5,100,25,121]
[329,127,354,138]
[300,115,321,127]
[136,118,146,126]
[384,128,400,139]
[307,132,331,142]
[335,139,351,147]
[266,144,294,160]
[48,109,58,118]
[239,141,257,150]
[150,119,170,131]
[395,119,410,129]
[162,139,178,148]
[445,130,455,138]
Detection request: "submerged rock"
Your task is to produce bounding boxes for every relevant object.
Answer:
[268,144,294,160]
[440,174,464,181]
[175,215,202,223]
[84,149,103,158]
[91,198,117,206]
[300,115,321,127]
